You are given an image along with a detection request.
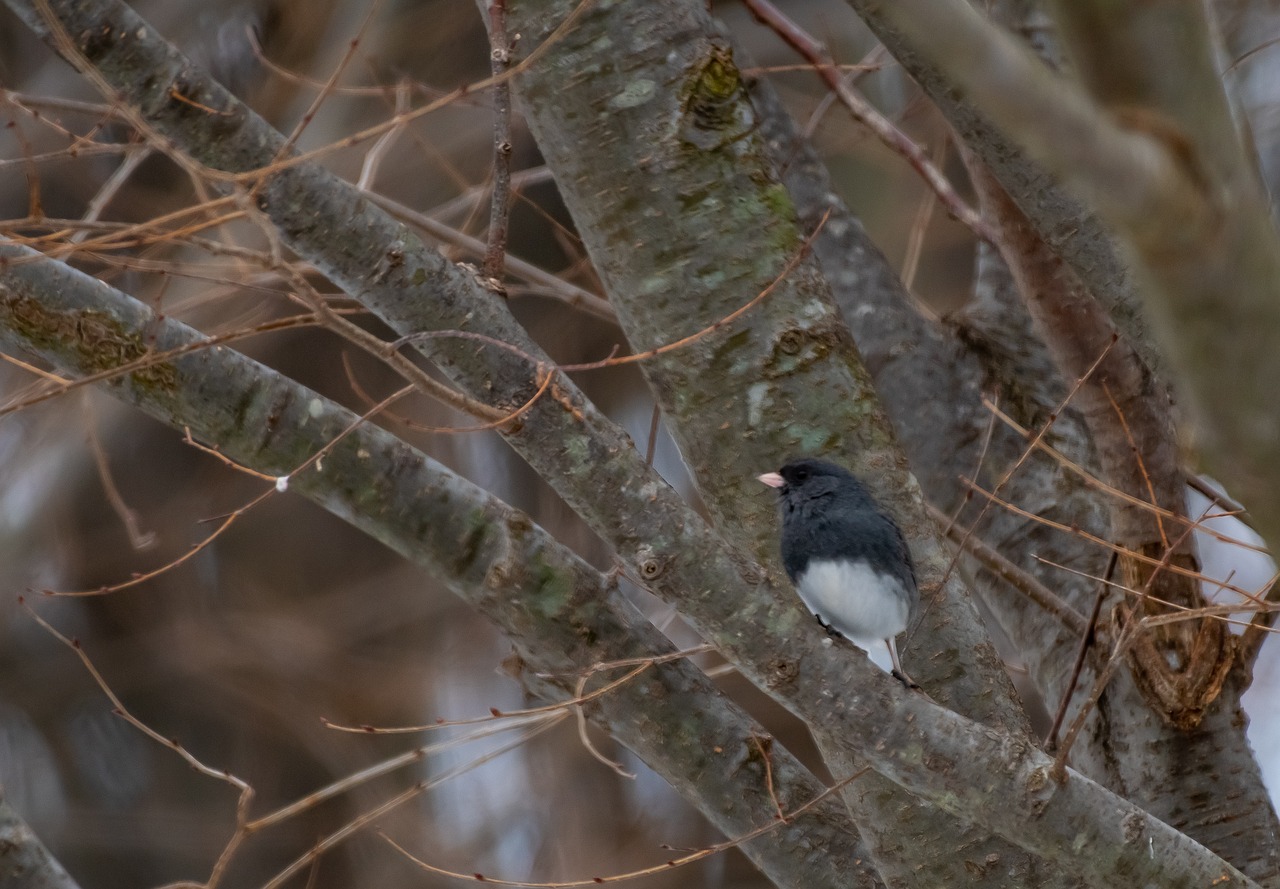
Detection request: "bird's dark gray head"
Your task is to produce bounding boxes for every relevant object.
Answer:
[758,457,872,504]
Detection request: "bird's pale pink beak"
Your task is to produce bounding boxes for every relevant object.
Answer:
[757,472,784,488]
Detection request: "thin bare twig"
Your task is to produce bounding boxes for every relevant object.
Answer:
[367,190,614,321]
[319,648,710,734]
[251,714,563,831]
[68,147,153,244]
[573,667,635,778]
[262,716,564,889]
[927,502,1086,635]
[1102,382,1171,550]
[1045,551,1116,751]
[45,384,415,596]
[83,393,157,551]
[357,79,411,191]
[382,766,870,886]
[1189,474,1255,533]
[931,338,1119,639]
[427,165,555,222]
[1,88,120,119]
[4,105,44,217]
[484,0,514,279]
[750,734,786,822]
[964,479,1267,602]
[799,43,887,141]
[1036,555,1274,631]
[946,391,1000,533]
[984,398,1269,556]
[644,401,662,467]
[240,195,511,423]
[1240,577,1280,668]
[1050,519,1204,777]
[392,210,829,376]
[743,0,996,244]
[266,0,382,173]
[1050,614,1138,782]
[22,601,254,888]
[901,136,946,295]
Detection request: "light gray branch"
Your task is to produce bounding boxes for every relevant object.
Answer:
[498,2,1043,882]
[0,793,81,889]
[846,0,1280,555]
[0,243,871,889]
[750,20,1277,881]
[2,2,1268,885]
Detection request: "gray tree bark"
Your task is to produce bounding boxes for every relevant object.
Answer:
[0,242,873,889]
[2,0,1278,886]
[0,794,81,889]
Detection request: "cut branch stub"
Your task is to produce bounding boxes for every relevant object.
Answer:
[678,43,756,150]
[1120,544,1235,729]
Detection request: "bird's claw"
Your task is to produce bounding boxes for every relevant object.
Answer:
[891,669,921,691]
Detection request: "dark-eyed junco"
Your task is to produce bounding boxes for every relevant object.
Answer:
[759,458,920,687]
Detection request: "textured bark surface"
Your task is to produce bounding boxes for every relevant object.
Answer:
[845,0,1280,557]
[0,794,81,889]
[3,0,1278,885]
[501,2,1046,884]
[750,21,1278,883]
[0,243,874,889]
[3,241,1261,887]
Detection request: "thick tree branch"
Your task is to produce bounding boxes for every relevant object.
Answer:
[748,34,1279,882]
[861,0,1213,248]
[846,0,1280,554]
[843,0,1154,379]
[0,220,1260,889]
[969,158,1235,731]
[0,793,81,889]
[499,2,1043,883]
[0,243,872,889]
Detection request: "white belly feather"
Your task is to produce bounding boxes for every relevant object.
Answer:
[794,558,910,644]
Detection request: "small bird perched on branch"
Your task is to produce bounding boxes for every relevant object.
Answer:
[759,458,920,688]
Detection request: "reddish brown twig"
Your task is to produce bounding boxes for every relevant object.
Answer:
[1045,551,1116,751]
[743,0,995,243]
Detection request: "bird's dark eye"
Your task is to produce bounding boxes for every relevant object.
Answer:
[794,468,809,481]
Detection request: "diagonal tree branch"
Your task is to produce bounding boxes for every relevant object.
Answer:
[0,792,81,889]
[747,24,1278,882]
[2,3,1268,885]
[844,0,1280,554]
[496,1,1044,882]
[842,0,1155,378]
[0,242,872,889]
[0,245,1259,888]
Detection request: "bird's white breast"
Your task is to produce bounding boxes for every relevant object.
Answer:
[794,558,910,644]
